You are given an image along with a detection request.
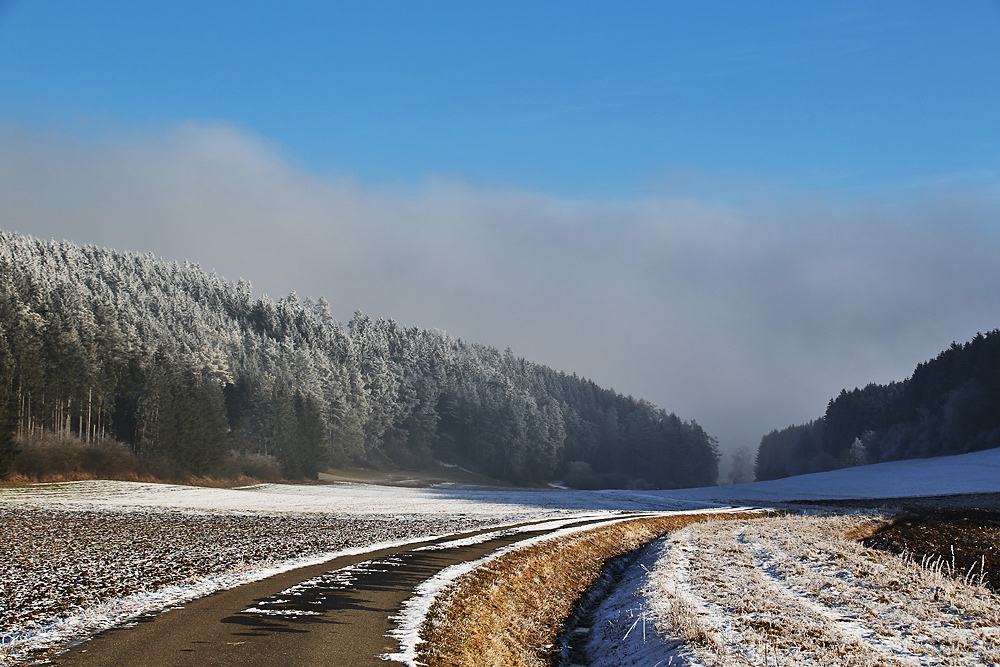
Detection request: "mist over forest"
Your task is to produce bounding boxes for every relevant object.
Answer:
[0,230,719,488]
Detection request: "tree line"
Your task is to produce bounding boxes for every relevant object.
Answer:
[755,330,1000,481]
[0,230,719,488]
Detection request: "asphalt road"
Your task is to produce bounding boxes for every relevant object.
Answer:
[50,516,611,667]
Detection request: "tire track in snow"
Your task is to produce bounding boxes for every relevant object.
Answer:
[734,527,921,666]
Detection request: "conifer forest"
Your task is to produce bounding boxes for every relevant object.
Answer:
[755,329,1000,481]
[0,230,719,487]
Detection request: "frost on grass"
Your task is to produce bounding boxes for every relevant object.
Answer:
[644,514,1000,666]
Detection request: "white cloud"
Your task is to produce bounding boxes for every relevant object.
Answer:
[2,122,998,454]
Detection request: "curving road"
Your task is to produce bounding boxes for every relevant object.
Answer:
[50,516,614,667]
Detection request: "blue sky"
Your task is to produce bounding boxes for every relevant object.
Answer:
[2,1,998,197]
[2,1,999,461]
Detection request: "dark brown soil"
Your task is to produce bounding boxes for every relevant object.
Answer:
[791,494,1000,592]
[860,509,1000,591]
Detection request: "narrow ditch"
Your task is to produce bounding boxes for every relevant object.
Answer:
[552,540,660,667]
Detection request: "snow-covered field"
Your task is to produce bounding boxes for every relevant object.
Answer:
[0,509,488,666]
[649,445,1000,505]
[0,478,717,515]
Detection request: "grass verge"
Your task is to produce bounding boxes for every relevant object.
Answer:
[417,511,763,667]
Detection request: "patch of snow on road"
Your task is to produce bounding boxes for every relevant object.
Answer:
[241,556,407,619]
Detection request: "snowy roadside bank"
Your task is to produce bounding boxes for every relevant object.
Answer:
[584,540,688,667]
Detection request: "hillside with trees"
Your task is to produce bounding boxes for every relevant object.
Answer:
[755,330,1000,481]
[0,230,718,488]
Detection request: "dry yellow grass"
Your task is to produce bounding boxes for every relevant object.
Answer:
[418,512,763,667]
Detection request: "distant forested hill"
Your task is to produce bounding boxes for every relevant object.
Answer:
[0,230,718,488]
[755,330,1000,481]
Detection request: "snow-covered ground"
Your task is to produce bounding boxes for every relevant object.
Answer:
[651,446,1000,505]
[6,443,994,519]
[0,482,587,665]
[0,507,498,666]
[0,479,706,515]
